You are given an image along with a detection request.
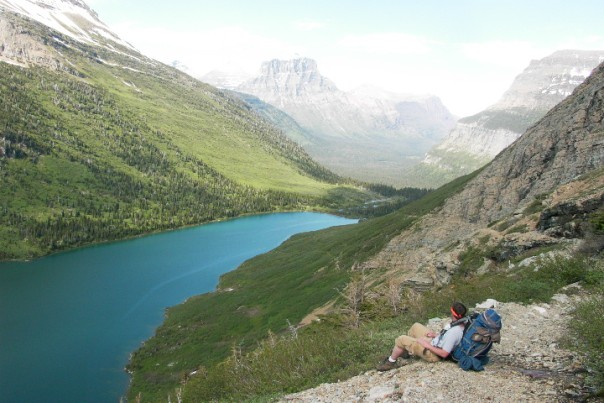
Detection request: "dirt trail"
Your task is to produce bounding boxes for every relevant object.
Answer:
[280,286,594,402]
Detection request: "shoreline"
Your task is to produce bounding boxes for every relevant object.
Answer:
[0,206,340,264]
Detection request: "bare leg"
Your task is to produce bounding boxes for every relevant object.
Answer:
[389,345,407,360]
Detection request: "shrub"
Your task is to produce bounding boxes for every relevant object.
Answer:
[567,295,604,397]
[182,325,385,402]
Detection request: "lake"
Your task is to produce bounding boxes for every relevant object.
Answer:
[0,212,357,403]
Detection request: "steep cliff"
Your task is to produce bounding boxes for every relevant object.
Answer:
[366,58,604,289]
[410,50,604,188]
[229,58,456,185]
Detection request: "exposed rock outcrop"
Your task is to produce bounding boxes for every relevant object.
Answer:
[365,60,604,289]
[0,16,62,68]
[410,50,604,188]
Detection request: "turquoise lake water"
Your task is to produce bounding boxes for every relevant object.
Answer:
[0,212,356,403]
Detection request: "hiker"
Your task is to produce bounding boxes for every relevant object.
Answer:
[376,301,467,371]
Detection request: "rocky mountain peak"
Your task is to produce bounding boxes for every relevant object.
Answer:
[0,0,134,52]
[240,57,339,99]
[232,57,455,186]
[493,49,604,111]
[261,57,318,75]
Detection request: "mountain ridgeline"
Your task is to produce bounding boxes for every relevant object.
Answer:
[0,4,374,260]
[408,50,604,188]
[204,58,457,186]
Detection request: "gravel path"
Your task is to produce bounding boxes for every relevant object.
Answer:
[280,285,594,402]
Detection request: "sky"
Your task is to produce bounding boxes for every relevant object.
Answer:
[86,0,604,117]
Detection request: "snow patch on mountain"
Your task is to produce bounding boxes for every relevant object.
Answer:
[0,0,135,51]
[410,50,604,188]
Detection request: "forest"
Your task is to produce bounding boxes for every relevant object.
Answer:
[0,64,342,259]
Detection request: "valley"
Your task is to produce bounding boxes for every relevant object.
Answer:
[0,9,379,260]
[1,1,603,403]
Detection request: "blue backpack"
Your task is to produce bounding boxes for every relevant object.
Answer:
[451,309,502,371]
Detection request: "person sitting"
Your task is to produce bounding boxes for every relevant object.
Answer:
[376,301,467,371]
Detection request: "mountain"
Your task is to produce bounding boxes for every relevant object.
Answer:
[407,50,604,188]
[366,56,604,289]
[0,0,370,260]
[127,57,604,400]
[205,58,456,186]
[0,0,134,52]
[202,69,252,90]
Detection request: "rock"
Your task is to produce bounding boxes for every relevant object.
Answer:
[367,385,395,401]
[532,306,548,315]
[551,294,570,304]
[280,293,588,402]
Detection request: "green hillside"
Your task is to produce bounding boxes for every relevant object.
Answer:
[127,166,604,402]
[0,14,370,260]
[125,171,475,401]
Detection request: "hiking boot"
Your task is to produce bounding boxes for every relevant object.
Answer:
[376,358,397,372]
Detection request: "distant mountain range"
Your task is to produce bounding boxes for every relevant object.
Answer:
[406,50,604,188]
[203,58,456,186]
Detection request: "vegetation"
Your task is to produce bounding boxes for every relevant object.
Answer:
[177,255,604,402]
[0,19,384,260]
[567,294,604,397]
[402,148,490,189]
[0,15,438,261]
[126,171,479,401]
[457,108,545,133]
[4,13,602,403]
[126,166,603,401]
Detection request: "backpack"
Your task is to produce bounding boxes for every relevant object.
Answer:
[451,308,502,371]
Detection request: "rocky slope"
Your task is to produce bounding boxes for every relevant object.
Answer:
[281,292,591,402]
[409,50,604,188]
[363,58,604,290]
[206,58,456,186]
[0,0,133,53]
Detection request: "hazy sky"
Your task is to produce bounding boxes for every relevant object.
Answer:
[87,0,604,116]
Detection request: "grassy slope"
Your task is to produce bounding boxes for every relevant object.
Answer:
[181,255,604,402]
[126,171,479,401]
[84,63,332,195]
[0,19,371,260]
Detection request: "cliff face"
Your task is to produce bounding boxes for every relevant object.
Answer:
[233,58,456,186]
[449,60,604,224]
[410,50,604,188]
[366,60,604,289]
[0,16,61,68]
